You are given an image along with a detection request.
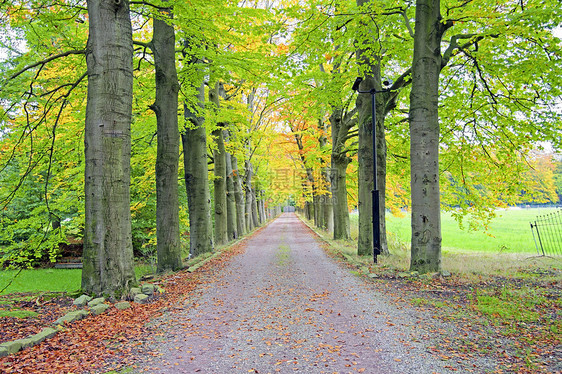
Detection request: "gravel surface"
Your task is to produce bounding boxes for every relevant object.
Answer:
[138,213,456,374]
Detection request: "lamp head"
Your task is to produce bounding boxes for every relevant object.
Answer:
[352,77,363,91]
[382,79,393,88]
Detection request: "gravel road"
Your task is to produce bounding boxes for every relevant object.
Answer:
[138,213,455,374]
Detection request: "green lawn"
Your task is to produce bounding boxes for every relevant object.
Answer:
[0,264,155,295]
[0,268,81,295]
[353,207,559,254]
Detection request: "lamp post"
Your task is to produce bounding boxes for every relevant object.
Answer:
[352,77,390,263]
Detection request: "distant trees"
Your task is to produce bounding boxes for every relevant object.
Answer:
[555,160,562,203]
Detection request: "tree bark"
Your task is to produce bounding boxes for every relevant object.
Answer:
[244,160,255,231]
[182,79,213,257]
[257,190,266,224]
[152,6,182,272]
[356,0,389,257]
[251,183,260,226]
[225,148,238,240]
[409,0,447,273]
[330,108,353,240]
[210,83,228,246]
[82,0,136,295]
[318,118,332,232]
[322,168,334,232]
[231,155,246,236]
[355,79,389,257]
[331,154,351,239]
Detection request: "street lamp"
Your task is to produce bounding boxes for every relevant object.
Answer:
[352,77,391,263]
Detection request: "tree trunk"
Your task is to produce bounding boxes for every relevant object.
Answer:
[82,0,136,295]
[356,86,374,256]
[318,118,332,232]
[315,194,324,229]
[225,149,238,240]
[152,6,182,272]
[210,83,228,245]
[409,0,446,273]
[182,80,213,257]
[355,79,389,257]
[251,184,260,226]
[330,108,352,240]
[231,155,246,236]
[331,155,350,239]
[322,168,334,232]
[356,0,389,257]
[244,160,255,231]
[257,191,266,224]
[257,190,264,224]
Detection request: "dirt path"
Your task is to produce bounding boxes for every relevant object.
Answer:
[137,213,453,374]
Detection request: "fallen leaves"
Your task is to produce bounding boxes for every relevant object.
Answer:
[0,241,248,373]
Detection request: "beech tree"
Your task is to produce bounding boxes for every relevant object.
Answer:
[182,57,214,257]
[82,0,136,294]
[150,3,182,272]
[210,82,229,246]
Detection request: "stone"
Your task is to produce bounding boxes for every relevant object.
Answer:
[441,270,452,278]
[90,304,110,316]
[0,328,59,358]
[88,297,105,307]
[32,328,57,344]
[141,284,155,295]
[19,338,34,349]
[0,340,24,354]
[397,272,410,279]
[115,301,131,310]
[129,287,142,297]
[73,295,93,307]
[368,273,379,279]
[134,294,149,304]
[53,310,89,325]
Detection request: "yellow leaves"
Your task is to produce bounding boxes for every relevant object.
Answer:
[276,43,290,56]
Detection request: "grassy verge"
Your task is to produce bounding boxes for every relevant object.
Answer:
[351,207,559,254]
[0,269,82,295]
[0,264,156,296]
[301,214,561,373]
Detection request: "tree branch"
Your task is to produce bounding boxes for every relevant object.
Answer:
[130,0,166,10]
[7,50,86,81]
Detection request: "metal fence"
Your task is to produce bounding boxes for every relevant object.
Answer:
[530,209,562,257]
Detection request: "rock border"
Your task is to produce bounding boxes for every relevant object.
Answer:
[0,284,163,358]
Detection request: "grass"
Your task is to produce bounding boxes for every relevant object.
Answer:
[351,207,560,254]
[0,264,157,296]
[0,309,39,318]
[303,210,562,281]
[300,213,561,372]
[0,269,82,295]
[276,244,290,266]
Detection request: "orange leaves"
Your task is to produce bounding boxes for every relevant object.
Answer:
[276,43,290,56]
